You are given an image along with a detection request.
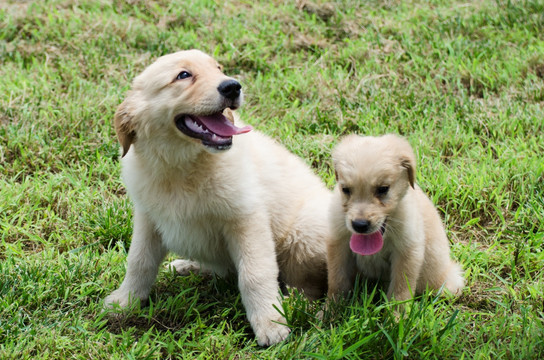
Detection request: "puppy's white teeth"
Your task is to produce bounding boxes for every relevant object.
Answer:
[186,119,200,133]
[186,119,208,134]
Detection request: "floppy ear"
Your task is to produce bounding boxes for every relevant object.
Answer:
[114,100,136,158]
[390,135,416,189]
[400,156,415,189]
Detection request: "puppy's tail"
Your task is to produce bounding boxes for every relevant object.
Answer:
[444,261,465,296]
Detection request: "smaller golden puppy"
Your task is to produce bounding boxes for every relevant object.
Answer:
[327,134,464,301]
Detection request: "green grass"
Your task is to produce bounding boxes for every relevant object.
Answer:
[1,0,543,358]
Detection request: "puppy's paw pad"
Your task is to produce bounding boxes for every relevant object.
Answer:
[167,259,201,276]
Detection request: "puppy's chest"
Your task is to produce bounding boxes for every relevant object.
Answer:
[133,172,240,217]
[355,240,393,280]
[132,177,237,260]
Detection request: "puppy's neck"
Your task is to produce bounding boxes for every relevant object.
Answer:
[131,139,217,178]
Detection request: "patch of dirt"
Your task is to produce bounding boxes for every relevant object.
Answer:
[105,311,181,335]
[0,1,29,14]
[0,113,10,126]
[460,72,486,99]
[533,63,544,79]
[296,0,335,22]
[291,33,330,52]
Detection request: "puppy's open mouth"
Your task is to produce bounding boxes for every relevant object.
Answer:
[175,112,252,151]
[350,222,386,256]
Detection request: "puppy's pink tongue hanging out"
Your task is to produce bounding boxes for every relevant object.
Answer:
[350,232,384,255]
[195,113,253,136]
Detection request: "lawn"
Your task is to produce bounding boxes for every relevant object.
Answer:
[1,0,543,358]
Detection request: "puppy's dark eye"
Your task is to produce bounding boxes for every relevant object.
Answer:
[176,71,192,80]
[376,186,389,196]
[341,186,351,196]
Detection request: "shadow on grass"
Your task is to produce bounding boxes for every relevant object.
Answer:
[101,272,251,339]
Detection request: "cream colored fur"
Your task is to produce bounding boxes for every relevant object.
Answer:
[104,50,331,346]
[327,134,464,301]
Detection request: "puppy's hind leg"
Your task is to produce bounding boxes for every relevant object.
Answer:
[105,208,167,308]
[167,259,221,278]
[276,236,328,300]
[168,259,203,276]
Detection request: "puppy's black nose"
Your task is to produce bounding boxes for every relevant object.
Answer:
[218,80,241,100]
[352,219,371,233]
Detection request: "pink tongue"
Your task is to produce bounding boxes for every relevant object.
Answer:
[350,231,384,256]
[195,113,252,137]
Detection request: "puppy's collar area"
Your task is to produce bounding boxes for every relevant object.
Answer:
[174,112,252,151]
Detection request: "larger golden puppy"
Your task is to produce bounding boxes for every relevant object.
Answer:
[104,50,331,346]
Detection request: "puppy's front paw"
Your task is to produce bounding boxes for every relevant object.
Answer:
[387,283,413,302]
[104,289,130,309]
[104,289,138,309]
[167,259,201,276]
[253,314,291,347]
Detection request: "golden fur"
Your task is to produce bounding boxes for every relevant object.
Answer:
[327,134,464,301]
[104,50,331,346]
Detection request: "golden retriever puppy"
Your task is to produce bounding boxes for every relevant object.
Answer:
[104,50,331,346]
[327,134,464,301]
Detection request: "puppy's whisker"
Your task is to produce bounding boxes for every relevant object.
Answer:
[383,218,406,233]
[384,224,403,239]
